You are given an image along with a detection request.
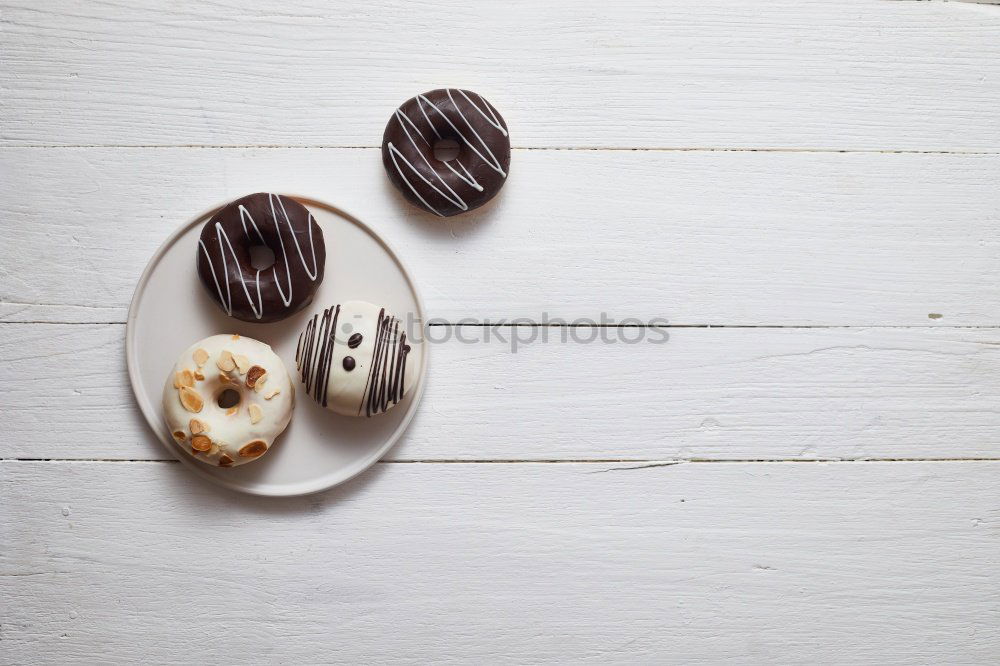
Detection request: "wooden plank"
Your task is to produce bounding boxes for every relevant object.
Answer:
[2,460,997,664]
[6,322,1000,461]
[3,148,999,326]
[3,1,1000,150]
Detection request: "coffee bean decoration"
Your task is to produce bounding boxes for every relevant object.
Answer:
[348,333,363,349]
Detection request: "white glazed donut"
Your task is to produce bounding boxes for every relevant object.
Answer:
[162,334,293,467]
[296,300,416,417]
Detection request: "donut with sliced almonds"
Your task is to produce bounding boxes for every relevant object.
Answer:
[161,334,293,467]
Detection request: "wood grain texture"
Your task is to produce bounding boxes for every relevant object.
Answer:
[6,322,1000,461]
[3,1,1000,150]
[3,147,1000,326]
[2,460,998,664]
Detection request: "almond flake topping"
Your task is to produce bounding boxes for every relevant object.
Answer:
[246,365,266,389]
[173,370,194,389]
[239,441,267,458]
[178,386,204,413]
[253,373,269,393]
[234,354,250,374]
[216,350,236,372]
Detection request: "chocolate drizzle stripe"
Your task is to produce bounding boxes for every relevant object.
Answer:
[296,314,317,395]
[359,309,387,417]
[359,309,410,417]
[317,305,340,407]
[297,304,340,407]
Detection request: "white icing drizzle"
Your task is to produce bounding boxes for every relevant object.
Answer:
[386,144,446,217]
[388,89,507,216]
[395,108,483,193]
[199,224,263,319]
[200,194,319,319]
[457,89,509,137]
[396,107,430,144]
[394,115,476,211]
[421,91,507,177]
[417,95,442,140]
[269,194,320,306]
[448,159,483,192]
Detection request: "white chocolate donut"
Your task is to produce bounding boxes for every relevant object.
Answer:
[296,300,415,417]
[162,334,293,467]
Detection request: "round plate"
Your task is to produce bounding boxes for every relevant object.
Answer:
[126,196,427,496]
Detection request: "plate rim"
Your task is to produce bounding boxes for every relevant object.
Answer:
[125,194,428,497]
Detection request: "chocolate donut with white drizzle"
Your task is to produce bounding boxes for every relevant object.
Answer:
[382,88,510,217]
[197,193,325,323]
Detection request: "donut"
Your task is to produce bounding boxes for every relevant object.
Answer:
[296,301,416,417]
[381,88,510,217]
[162,334,294,467]
[197,192,325,323]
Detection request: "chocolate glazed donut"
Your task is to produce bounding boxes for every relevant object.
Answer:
[197,192,325,323]
[382,88,510,217]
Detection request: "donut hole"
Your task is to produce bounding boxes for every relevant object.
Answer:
[249,245,276,271]
[216,388,241,409]
[432,139,461,162]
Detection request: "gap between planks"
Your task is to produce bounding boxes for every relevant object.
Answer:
[4,145,1000,155]
[4,458,1000,465]
[4,322,1000,329]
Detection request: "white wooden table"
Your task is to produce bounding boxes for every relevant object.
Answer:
[3,2,1000,663]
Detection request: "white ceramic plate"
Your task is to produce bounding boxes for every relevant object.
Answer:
[126,196,426,496]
